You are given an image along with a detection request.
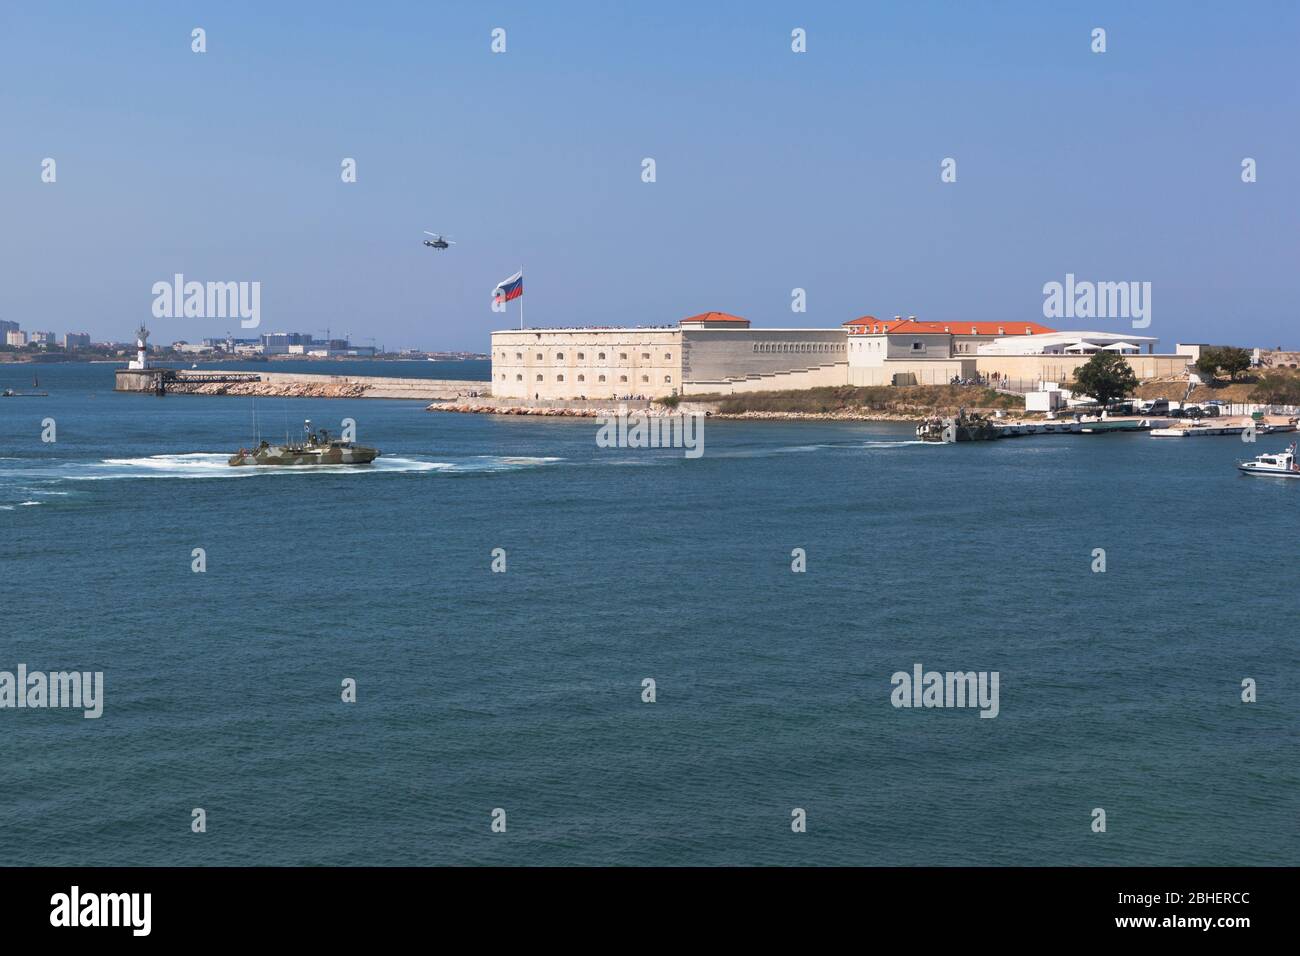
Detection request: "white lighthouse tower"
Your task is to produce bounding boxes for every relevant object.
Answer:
[128,323,151,369]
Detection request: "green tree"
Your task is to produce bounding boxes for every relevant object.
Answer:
[1217,346,1251,380]
[1072,352,1139,406]
[1195,345,1251,381]
[1194,347,1223,379]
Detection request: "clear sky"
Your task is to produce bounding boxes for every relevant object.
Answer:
[2,1,1297,351]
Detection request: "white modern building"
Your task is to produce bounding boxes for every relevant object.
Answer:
[977,331,1159,355]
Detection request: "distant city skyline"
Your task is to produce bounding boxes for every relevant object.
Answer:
[2,2,1296,351]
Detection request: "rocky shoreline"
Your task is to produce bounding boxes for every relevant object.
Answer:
[711,409,921,422]
[431,402,601,417]
[429,401,690,418]
[426,401,1007,422]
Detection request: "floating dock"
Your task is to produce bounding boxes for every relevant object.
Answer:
[1150,423,1251,437]
[994,417,1151,438]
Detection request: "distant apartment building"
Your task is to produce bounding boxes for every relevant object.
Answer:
[6,330,29,347]
[63,332,92,350]
[0,320,18,337]
[260,332,314,355]
[29,331,56,345]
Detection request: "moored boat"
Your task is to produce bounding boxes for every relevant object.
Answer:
[916,409,998,442]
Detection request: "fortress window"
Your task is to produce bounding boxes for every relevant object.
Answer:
[557,374,564,382]
[664,375,672,383]
[619,375,628,383]
[516,374,522,381]
[500,374,505,380]
[640,375,648,383]
[536,353,543,360]
[664,353,671,359]
[620,352,627,360]
[598,352,606,360]
[515,352,522,360]
[598,375,606,383]
[536,374,544,382]
[642,352,650,359]
[577,352,585,360]
[556,352,564,360]
[578,374,585,382]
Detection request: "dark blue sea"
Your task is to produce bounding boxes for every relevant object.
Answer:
[2,363,1296,866]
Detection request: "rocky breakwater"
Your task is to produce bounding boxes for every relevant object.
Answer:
[177,380,370,398]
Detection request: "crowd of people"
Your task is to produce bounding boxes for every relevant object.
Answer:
[950,371,1013,388]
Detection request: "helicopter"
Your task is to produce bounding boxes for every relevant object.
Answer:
[422,231,456,250]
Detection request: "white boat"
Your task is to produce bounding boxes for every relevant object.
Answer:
[1238,442,1300,478]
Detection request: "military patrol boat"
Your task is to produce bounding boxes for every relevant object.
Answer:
[229,420,380,467]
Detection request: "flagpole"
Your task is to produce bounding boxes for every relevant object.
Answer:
[519,266,524,330]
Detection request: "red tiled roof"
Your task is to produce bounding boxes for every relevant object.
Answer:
[681,311,748,324]
[843,317,1056,336]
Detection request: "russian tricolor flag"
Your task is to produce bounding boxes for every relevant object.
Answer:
[493,270,524,303]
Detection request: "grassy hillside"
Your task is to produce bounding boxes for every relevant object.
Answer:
[1133,368,1300,403]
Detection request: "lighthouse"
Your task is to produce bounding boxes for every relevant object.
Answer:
[128,323,150,369]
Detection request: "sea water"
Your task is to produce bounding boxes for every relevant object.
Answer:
[1,363,1296,865]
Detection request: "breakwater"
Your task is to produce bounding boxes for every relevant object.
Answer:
[115,368,488,400]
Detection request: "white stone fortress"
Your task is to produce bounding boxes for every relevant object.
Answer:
[490,312,1196,400]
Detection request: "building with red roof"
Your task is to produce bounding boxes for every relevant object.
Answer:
[679,312,751,329]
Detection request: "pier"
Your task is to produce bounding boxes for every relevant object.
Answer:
[114,368,488,401]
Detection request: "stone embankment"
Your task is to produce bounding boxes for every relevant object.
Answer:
[710,409,921,422]
[426,400,1016,421]
[429,399,716,418]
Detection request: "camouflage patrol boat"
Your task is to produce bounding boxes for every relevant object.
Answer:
[916,408,1000,442]
[228,421,380,467]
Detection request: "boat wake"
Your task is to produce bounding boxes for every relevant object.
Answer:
[710,439,932,458]
[860,440,933,448]
[4,453,566,484]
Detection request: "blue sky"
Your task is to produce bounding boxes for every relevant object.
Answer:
[2,1,1297,351]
